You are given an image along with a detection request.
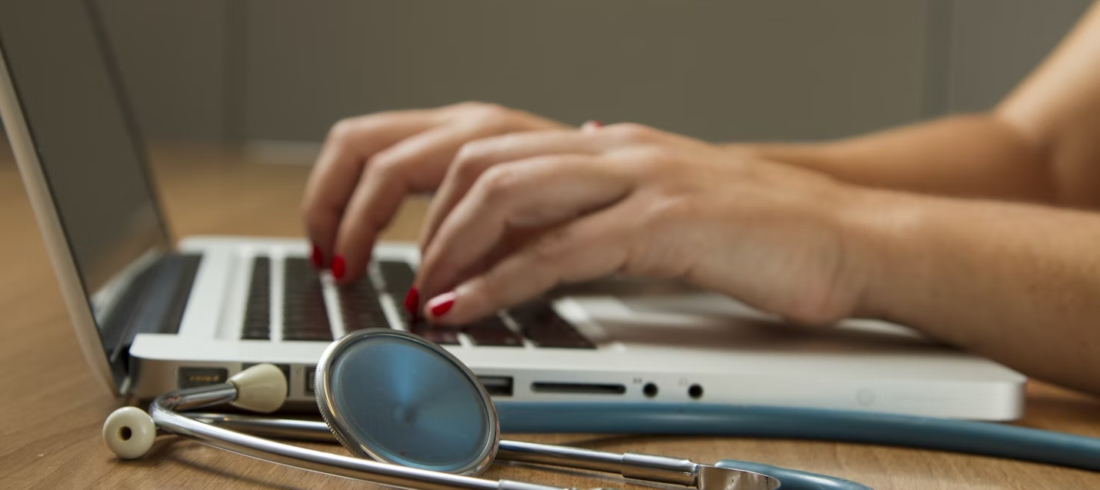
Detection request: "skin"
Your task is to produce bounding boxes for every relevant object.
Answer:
[302,1,1100,395]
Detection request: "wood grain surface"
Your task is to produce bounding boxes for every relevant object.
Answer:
[1,143,1099,490]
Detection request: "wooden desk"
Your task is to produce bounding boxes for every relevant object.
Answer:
[2,143,1099,490]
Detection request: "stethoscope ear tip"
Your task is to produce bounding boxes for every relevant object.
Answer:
[102,406,156,460]
[228,364,288,414]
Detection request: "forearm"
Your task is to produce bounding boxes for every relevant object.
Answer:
[736,114,1055,203]
[851,190,1100,394]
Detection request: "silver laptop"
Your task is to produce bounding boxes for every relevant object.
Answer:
[0,1,1025,420]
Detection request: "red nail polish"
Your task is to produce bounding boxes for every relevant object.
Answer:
[331,255,346,280]
[427,292,456,318]
[404,288,420,317]
[310,245,323,268]
[588,120,603,128]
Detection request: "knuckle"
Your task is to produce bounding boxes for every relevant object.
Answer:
[641,195,694,227]
[622,147,675,178]
[452,141,492,179]
[608,122,658,143]
[476,166,522,205]
[466,103,516,129]
[326,117,364,144]
[365,152,405,181]
[532,228,574,262]
[469,274,502,303]
[452,100,494,112]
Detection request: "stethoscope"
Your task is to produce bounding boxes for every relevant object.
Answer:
[102,329,1100,490]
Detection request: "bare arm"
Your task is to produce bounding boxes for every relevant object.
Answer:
[738,3,1100,393]
[854,189,1100,395]
[741,0,1100,209]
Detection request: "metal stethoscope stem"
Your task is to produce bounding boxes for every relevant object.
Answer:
[186,412,717,488]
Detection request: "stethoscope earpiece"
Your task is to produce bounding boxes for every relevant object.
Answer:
[103,406,156,460]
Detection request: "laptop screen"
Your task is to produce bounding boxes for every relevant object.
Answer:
[0,0,171,298]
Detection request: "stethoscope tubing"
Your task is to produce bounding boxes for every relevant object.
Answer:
[494,402,1100,472]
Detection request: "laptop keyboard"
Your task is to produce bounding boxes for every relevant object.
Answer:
[241,257,272,340]
[282,258,333,341]
[241,255,593,349]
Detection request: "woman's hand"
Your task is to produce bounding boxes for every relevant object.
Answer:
[414,123,879,326]
[301,102,567,283]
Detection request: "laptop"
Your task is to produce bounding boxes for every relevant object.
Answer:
[0,0,1025,420]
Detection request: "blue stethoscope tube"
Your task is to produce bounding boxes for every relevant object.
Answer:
[496,402,1100,473]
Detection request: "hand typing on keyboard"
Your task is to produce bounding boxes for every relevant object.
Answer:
[298,104,867,329]
[410,124,866,328]
[299,102,567,286]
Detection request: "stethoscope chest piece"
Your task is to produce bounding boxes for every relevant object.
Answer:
[315,329,499,476]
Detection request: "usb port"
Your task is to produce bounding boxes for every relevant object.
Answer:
[478,376,514,397]
[177,367,228,389]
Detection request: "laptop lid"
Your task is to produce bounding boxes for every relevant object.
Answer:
[0,0,173,395]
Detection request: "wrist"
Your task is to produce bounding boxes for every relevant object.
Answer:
[832,186,929,321]
[731,141,846,178]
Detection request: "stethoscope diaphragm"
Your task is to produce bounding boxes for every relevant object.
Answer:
[315,329,499,476]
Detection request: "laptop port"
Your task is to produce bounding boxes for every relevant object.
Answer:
[478,376,514,397]
[531,382,626,395]
[177,367,228,389]
[688,384,704,399]
[305,367,317,395]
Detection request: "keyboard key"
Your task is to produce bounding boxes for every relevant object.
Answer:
[241,328,271,341]
[378,260,416,295]
[408,321,460,345]
[241,257,271,340]
[508,301,594,349]
[463,316,523,347]
[282,258,333,341]
[337,276,390,332]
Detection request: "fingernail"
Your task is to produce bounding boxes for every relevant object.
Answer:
[331,255,346,281]
[427,292,456,318]
[310,244,323,268]
[403,288,420,317]
[581,120,603,132]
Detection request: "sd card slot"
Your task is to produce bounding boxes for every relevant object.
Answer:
[531,382,626,395]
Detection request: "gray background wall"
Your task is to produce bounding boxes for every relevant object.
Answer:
[95,0,1094,146]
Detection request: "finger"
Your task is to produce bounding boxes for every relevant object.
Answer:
[424,207,632,325]
[417,155,633,300]
[332,122,522,283]
[581,119,603,132]
[419,129,613,251]
[301,111,440,264]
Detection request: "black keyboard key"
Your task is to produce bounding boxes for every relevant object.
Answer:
[337,276,390,332]
[242,325,271,336]
[463,316,523,347]
[378,260,416,295]
[409,321,460,345]
[241,257,271,340]
[282,258,333,342]
[283,329,333,341]
[509,301,594,349]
